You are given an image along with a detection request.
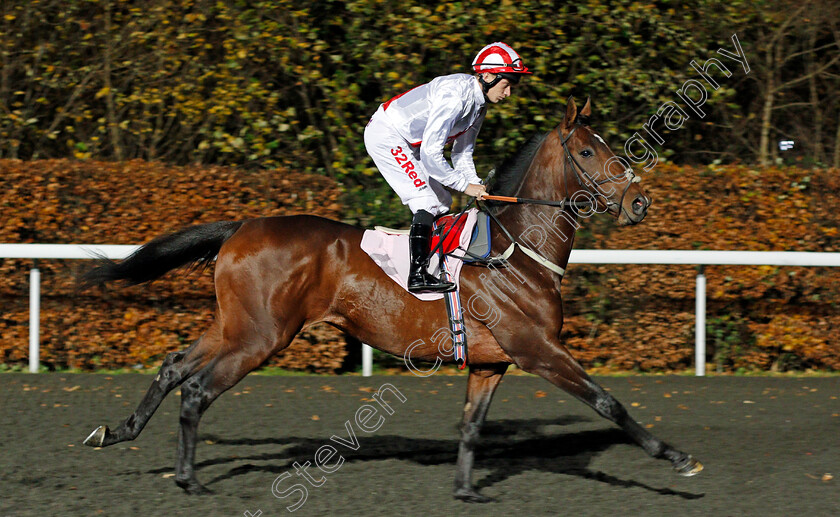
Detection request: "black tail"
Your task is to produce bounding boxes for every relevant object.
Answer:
[80,220,245,288]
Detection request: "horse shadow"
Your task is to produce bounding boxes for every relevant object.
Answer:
[150,416,702,500]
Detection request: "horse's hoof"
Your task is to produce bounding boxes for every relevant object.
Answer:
[177,478,213,495]
[674,455,704,477]
[186,484,213,496]
[83,425,109,447]
[454,488,495,503]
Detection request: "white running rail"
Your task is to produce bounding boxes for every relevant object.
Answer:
[3,244,839,375]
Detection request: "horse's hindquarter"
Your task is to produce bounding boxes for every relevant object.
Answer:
[213,216,355,345]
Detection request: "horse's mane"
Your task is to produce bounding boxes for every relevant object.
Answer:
[488,132,547,199]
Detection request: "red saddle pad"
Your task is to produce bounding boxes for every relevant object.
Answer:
[430,214,470,256]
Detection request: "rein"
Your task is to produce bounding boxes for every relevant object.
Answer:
[449,122,641,276]
[432,122,643,277]
[482,194,592,209]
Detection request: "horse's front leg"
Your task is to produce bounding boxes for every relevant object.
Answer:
[454,364,508,503]
[518,341,703,476]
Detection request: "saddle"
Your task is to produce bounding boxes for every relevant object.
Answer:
[362,209,494,369]
[374,211,492,260]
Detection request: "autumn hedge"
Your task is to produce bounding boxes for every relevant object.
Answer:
[0,159,350,372]
[563,163,840,372]
[1,160,838,373]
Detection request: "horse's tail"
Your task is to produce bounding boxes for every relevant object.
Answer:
[80,220,245,288]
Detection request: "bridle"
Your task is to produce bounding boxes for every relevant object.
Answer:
[438,119,644,276]
[480,121,642,218]
[557,118,641,222]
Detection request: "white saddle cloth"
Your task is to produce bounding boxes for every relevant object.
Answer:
[360,209,478,301]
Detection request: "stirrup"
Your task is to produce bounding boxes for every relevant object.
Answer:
[408,273,455,293]
[408,283,456,294]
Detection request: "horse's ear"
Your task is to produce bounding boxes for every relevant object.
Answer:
[580,96,592,117]
[564,96,578,130]
[576,96,592,126]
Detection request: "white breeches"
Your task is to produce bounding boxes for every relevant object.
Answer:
[364,107,452,216]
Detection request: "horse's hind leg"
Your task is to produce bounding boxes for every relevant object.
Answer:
[174,366,217,494]
[522,345,703,476]
[83,335,210,448]
[173,319,304,494]
[454,364,508,503]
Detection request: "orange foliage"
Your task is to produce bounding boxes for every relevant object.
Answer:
[563,164,840,372]
[0,159,348,372]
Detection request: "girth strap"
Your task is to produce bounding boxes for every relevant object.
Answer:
[474,205,567,276]
[495,242,566,276]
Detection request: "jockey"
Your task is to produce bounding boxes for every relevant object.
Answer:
[364,42,531,293]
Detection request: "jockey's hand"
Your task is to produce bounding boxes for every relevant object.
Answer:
[464,183,487,200]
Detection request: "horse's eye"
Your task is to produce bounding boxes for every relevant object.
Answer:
[580,149,593,158]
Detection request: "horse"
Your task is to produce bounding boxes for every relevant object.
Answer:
[80,96,702,502]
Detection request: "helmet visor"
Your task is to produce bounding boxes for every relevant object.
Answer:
[497,72,522,84]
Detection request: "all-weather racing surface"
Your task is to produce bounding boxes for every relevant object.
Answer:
[0,373,837,517]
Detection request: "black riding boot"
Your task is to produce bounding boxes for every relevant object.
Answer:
[407,210,455,294]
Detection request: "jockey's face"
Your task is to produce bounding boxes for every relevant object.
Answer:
[482,73,513,104]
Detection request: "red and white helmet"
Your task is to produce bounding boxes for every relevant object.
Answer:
[472,42,531,75]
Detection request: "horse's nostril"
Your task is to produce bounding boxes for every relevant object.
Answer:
[632,196,646,215]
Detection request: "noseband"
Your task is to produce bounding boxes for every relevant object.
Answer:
[558,124,640,220]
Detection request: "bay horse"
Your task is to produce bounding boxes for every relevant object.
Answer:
[81,97,702,501]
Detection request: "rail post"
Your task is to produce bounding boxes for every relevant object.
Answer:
[29,262,40,373]
[695,265,706,376]
[362,343,373,377]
